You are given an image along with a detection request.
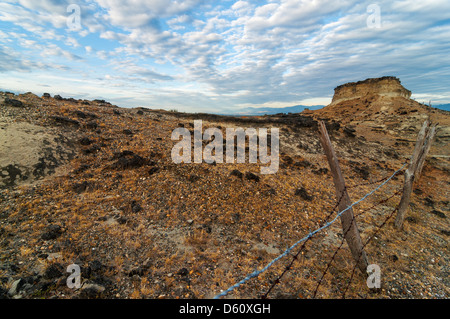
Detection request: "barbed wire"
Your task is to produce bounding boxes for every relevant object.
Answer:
[341,203,401,298]
[263,165,407,298]
[312,188,403,298]
[213,163,407,299]
[261,187,348,299]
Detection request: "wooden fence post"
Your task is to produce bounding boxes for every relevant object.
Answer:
[318,121,369,274]
[395,120,436,229]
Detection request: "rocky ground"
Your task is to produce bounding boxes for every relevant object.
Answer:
[0,89,448,299]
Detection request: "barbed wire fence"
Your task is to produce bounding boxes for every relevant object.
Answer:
[214,163,407,299]
[213,119,435,300]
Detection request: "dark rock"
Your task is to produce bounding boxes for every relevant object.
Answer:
[72,181,91,194]
[230,169,243,179]
[128,267,145,277]
[263,187,276,196]
[353,164,370,180]
[283,155,293,165]
[8,278,24,296]
[79,137,92,146]
[86,122,98,130]
[113,110,121,115]
[136,110,144,115]
[43,93,51,98]
[82,144,101,155]
[54,95,63,100]
[440,229,450,236]
[111,151,148,170]
[430,210,446,219]
[343,126,356,137]
[294,160,312,168]
[188,174,200,183]
[312,168,328,175]
[44,263,64,279]
[178,268,189,276]
[3,98,23,107]
[245,172,259,182]
[79,283,105,298]
[148,167,159,175]
[89,260,103,272]
[123,129,133,135]
[41,225,62,240]
[424,197,435,208]
[131,200,142,213]
[74,110,87,119]
[50,116,80,127]
[295,187,313,201]
[405,216,418,224]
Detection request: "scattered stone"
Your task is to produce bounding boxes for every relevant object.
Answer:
[50,116,80,127]
[353,164,370,180]
[294,160,312,168]
[82,144,101,155]
[178,268,189,276]
[46,252,63,261]
[86,122,98,130]
[440,229,450,236]
[343,126,356,137]
[430,210,446,219]
[3,98,24,107]
[230,169,243,179]
[111,151,148,170]
[295,187,313,201]
[148,167,159,175]
[80,283,105,298]
[188,174,200,182]
[8,279,24,297]
[123,129,133,135]
[245,172,260,182]
[41,225,62,240]
[128,267,145,277]
[79,137,92,146]
[312,168,328,175]
[405,216,418,224]
[37,253,49,259]
[131,200,142,213]
[43,263,64,280]
[424,197,435,208]
[89,260,103,272]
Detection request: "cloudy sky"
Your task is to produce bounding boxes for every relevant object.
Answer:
[0,0,449,113]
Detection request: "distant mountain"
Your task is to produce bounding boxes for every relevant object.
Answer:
[219,104,325,116]
[433,104,450,112]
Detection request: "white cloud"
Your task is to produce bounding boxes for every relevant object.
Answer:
[1,0,449,110]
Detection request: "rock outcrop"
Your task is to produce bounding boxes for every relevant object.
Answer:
[331,76,412,105]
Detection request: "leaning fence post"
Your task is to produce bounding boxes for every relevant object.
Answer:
[318,121,369,274]
[395,120,436,229]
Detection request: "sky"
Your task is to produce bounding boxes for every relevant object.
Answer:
[0,0,449,113]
